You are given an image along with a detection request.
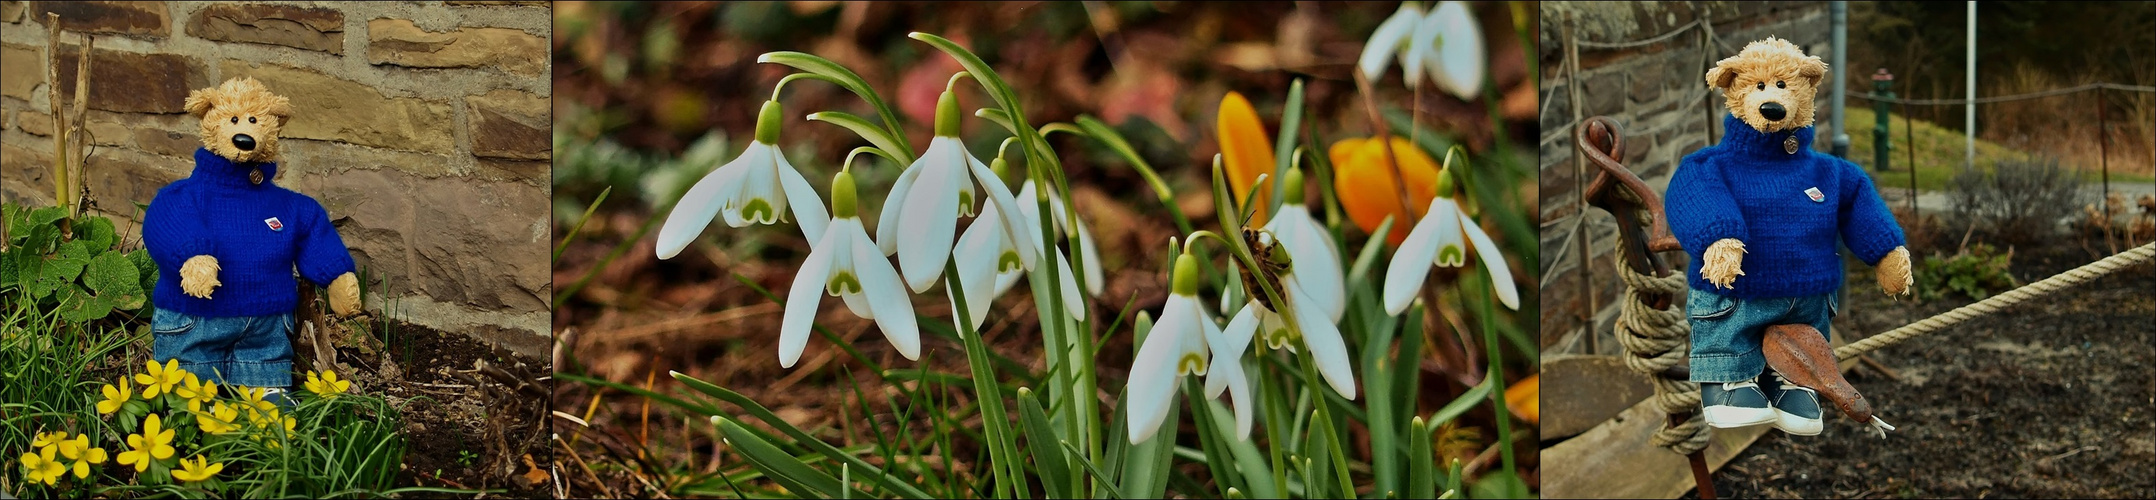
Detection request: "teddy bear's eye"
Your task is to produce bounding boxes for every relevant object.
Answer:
[248,116,257,124]
[1756,83,1765,91]
[1776,80,1786,89]
[230,116,239,124]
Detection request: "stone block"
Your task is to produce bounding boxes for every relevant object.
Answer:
[1,44,42,100]
[186,3,345,54]
[220,61,456,154]
[294,168,551,320]
[366,18,545,76]
[2,2,23,23]
[465,89,548,160]
[1579,70,1624,117]
[54,47,206,114]
[18,110,50,136]
[32,1,168,37]
[135,126,197,157]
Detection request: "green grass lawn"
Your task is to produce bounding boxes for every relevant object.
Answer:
[1841,107,2155,192]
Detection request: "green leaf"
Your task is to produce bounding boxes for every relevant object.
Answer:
[32,240,92,299]
[1267,78,1305,219]
[662,373,935,499]
[759,51,914,159]
[128,249,158,297]
[85,250,145,311]
[27,206,67,226]
[1408,417,1438,500]
[1430,376,1496,428]
[73,215,116,252]
[809,111,917,165]
[714,416,867,499]
[1057,440,1127,499]
[1015,388,1073,498]
[58,284,114,323]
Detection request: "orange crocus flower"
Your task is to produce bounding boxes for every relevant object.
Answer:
[1217,91,1277,226]
[1329,135,1441,245]
[1504,373,1539,425]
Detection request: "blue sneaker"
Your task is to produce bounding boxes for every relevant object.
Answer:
[1700,378,1777,428]
[1764,373,1824,436]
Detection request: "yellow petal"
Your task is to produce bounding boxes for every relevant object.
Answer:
[1330,136,1441,245]
[1503,373,1540,426]
[1217,91,1277,226]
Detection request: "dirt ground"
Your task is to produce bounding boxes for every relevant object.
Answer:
[322,317,552,497]
[1694,243,2156,499]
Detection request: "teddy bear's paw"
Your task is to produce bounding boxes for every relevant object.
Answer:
[1877,246,1914,296]
[1702,238,1748,289]
[328,273,362,317]
[180,255,222,299]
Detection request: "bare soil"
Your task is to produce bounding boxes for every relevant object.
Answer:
[1693,244,2156,498]
[325,318,551,497]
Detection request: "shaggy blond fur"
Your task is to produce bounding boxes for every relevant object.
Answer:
[1875,246,1913,296]
[1701,238,1748,289]
[184,77,292,164]
[1705,37,1827,133]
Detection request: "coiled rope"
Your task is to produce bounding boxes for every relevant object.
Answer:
[1612,262,1711,455]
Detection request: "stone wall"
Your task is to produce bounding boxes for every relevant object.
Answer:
[0,1,553,357]
[1535,1,1830,354]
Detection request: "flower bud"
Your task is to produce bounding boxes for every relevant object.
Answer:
[935,90,961,137]
[1171,253,1201,296]
[1281,164,1305,205]
[831,170,859,219]
[755,100,783,144]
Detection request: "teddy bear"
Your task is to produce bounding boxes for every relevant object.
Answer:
[1665,37,1913,437]
[140,77,361,405]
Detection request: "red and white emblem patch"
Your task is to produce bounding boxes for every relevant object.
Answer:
[1804,187,1825,203]
[265,217,284,231]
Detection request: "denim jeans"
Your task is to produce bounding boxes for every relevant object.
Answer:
[151,308,295,389]
[1686,287,1837,383]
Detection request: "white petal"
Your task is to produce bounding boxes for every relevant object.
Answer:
[1225,358,1254,440]
[1073,214,1105,296]
[773,153,830,243]
[1127,297,1195,444]
[739,145,782,225]
[1292,283,1357,400]
[878,162,927,256]
[1269,205,1345,321]
[971,153,1037,270]
[1431,197,1466,267]
[722,145,771,228]
[1359,3,1424,83]
[655,151,751,259]
[897,146,965,292]
[841,291,875,320]
[1383,199,1445,315]
[850,222,920,360]
[1459,209,1520,310]
[1220,303,1259,359]
[1049,248,1087,321]
[1201,303,1233,399]
[1429,1,1487,100]
[948,214,1005,331]
[778,226,843,368]
[1407,3,1441,88]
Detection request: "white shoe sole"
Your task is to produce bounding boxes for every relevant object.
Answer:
[1775,411,1823,436]
[1703,405,1777,428]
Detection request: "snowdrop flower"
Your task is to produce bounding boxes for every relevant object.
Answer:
[1128,252,1253,443]
[1358,1,1486,100]
[1012,179,1104,298]
[1261,165,1345,322]
[881,87,1035,292]
[1228,232,1358,401]
[656,99,830,260]
[780,170,920,367]
[947,159,1086,330]
[1382,167,1520,314]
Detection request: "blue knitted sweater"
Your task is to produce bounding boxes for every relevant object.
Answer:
[1667,115,1905,299]
[143,148,356,317]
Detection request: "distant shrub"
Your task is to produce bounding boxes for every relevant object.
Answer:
[1947,156,2084,244]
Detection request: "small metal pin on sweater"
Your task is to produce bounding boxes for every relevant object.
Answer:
[1783,136,1799,155]
[249,168,264,185]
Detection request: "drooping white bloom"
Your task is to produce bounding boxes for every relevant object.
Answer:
[881,90,1035,293]
[1012,179,1104,298]
[657,100,830,260]
[1260,167,1345,322]
[779,171,919,367]
[1230,232,1358,401]
[1382,177,1520,314]
[1357,1,1487,100]
[1128,253,1251,443]
[947,200,1084,330]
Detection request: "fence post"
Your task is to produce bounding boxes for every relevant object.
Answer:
[1873,69,1896,172]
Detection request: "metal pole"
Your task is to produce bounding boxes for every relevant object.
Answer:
[1965,1,1977,171]
[2100,89,2111,249]
[1831,1,1850,158]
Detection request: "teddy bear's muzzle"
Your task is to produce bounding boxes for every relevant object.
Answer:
[232,134,257,151]
[1758,101,1788,122]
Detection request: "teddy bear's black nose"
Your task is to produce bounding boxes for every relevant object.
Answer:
[232,134,256,151]
[1759,102,1787,122]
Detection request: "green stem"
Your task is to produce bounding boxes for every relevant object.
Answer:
[1478,273,1518,487]
[947,260,1019,498]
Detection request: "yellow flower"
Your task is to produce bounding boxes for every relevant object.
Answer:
[235,386,276,414]
[1504,373,1540,426]
[174,372,220,412]
[1217,91,1279,226]
[171,454,224,483]
[196,401,242,434]
[96,378,133,415]
[57,433,107,479]
[116,413,176,472]
[134,359,185,399]
[20,445,65,486]
[303,369,351,398]
[1329,136,1442,246]
[30,431,67,449]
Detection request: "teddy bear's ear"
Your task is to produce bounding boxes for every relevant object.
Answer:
[1705,60,1739,90]
[264,94,293,121]
[184,88,218,117]
[1798,54,1829,88]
